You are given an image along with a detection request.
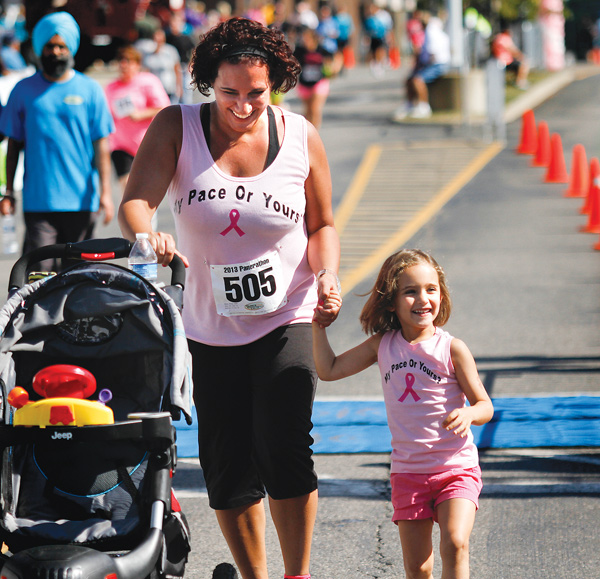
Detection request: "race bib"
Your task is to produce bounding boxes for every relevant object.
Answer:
[302,64,323,83]
[210,251,288,316]
[113,95,135,119]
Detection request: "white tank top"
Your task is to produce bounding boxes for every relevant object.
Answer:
[167,104,316,346]
[378,327,479,473]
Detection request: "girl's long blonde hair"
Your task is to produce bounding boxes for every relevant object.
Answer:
[359,249,451,335]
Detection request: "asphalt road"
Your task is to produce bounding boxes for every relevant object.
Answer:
[1,63,599,578]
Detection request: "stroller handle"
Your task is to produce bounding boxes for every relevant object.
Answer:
[8,237,186,292]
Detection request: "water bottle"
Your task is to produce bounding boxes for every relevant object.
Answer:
[128,233,157,282]
[2,213,18,255]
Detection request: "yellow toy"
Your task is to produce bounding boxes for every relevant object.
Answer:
[8,365,114,427]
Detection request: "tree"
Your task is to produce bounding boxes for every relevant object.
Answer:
[463,0,541,22]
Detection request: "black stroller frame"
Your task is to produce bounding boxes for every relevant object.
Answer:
[0,238,194,579]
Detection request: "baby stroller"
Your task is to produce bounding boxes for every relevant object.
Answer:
[0,238,194,579]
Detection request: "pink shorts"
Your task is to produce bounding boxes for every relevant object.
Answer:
[391,466,482,523]
[296,78,330,99]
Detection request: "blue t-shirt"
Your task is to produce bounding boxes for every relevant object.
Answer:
[334,13,354,42]
[364,11,392,40]
[0,47,27,71]
[0,71,114,212]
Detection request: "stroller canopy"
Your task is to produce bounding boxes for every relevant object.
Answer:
[0,262,192,424]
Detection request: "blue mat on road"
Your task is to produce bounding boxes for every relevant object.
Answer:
[172,396,600,457]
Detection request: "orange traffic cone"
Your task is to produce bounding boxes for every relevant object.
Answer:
[545,133,569,183]
[581,157,600,214]
[389,46,401,69]
[581,176,600,233]
[531,121,551,167]
[517,109,537,155]
[343,46,355,69]
[564,144,589,197]
[594,182,600,248]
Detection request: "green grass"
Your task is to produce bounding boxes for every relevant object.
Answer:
[504,69,553,103]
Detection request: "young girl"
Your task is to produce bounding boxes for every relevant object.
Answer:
[313,249,493,579]
[293,27,337,130]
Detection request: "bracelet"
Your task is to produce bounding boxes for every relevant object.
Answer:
[317,269,341,293]
[0,193,15,202]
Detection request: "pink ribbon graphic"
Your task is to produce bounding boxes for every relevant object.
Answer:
[398,373,420,402]
[220,209,245,237]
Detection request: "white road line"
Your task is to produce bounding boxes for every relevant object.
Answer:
[173,488,208,499]
[482,482,600,495]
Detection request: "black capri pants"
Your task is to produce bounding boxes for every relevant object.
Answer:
[111,150,134,178]
[189,324,318,510]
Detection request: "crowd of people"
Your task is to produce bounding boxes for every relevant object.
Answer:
[0,1,539,138]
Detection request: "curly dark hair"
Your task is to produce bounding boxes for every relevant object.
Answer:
[190,17,301,97]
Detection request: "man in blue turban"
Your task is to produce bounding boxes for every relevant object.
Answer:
[32,11,80,58]
[32,11,80,79]
[0,11,115,272]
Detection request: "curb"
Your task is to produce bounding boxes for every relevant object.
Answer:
[504,68,577,123]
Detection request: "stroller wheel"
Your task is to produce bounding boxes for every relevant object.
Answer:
[212,562,239,578]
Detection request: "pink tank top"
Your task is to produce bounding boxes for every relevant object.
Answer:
[378,327,479,473]
[167,104,316,346]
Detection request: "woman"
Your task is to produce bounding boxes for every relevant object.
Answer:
[118,17,341,579]
[104,45,170,194]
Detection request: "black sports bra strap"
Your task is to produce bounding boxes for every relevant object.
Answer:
[200,103,211,149]
[265,106,280,168]
[200,104,281,169]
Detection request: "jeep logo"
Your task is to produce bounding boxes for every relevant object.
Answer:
[51,431,73,440]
